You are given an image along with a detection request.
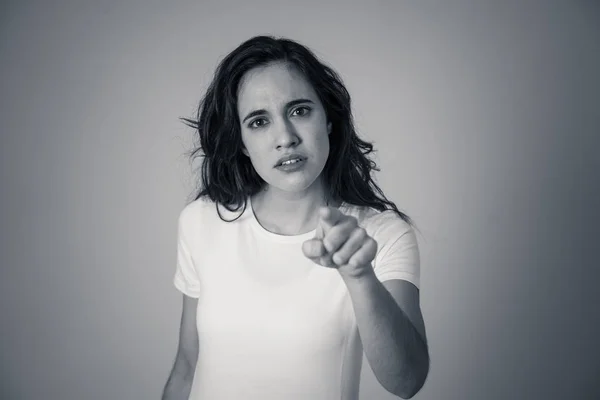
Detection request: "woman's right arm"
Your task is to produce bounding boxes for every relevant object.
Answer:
[162,294,199,400]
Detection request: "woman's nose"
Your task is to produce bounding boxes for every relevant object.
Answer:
[275,119,300,149]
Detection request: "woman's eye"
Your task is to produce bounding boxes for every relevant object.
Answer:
[292,106,311,117]
[249,118,268,129]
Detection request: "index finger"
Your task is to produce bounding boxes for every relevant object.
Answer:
[319,206,345,229]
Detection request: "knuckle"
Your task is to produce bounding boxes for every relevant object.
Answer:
[333,252,345,265]
[354,227,367,239]
[367,237,377,248]
[323,237,337,252]
[368,239,378,253]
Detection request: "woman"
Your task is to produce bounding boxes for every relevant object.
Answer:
[162,35,429,400]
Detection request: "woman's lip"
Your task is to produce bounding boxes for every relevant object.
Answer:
[275,158,306,170]
[275,156,305,167]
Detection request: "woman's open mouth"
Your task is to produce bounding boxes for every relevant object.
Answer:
[275,158,306,171]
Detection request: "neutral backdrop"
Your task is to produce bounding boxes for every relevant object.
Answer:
[1,1,599,399]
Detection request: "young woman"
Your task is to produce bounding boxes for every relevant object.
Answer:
[162,35,429,400]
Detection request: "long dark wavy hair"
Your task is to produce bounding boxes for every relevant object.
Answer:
[182,35,413,227]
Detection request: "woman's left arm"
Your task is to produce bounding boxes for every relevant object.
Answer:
[342,271,429,399]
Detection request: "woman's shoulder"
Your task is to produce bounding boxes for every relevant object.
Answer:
[179,196,249,228]
[343,203,413,238]
[180,196,216,221]
[345,204,418,265]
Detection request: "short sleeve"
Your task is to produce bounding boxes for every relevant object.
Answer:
[371,213,420,289]
[173,208,201,298]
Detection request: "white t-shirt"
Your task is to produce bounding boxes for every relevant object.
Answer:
[173,197,420,400]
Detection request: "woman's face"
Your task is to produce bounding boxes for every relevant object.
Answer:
[237,62,331,197]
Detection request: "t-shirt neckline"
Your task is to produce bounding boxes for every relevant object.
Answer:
[246,196,348,244]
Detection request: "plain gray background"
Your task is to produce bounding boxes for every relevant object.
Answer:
[1,1,599,399]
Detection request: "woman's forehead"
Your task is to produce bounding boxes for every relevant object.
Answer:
[237,63,318,110]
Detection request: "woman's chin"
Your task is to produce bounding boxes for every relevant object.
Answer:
[265,177,322,195]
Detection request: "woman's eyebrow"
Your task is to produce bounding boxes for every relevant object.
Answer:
[242,109,267,124]
[242,98,315,123]
[286,98,314,108]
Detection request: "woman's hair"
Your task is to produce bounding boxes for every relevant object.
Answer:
[182,35,413,226]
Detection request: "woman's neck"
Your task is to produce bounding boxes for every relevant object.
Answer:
[251,186,340,236]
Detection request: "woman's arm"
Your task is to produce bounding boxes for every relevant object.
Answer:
[162,294,199,400]
[342,272,429,399]
[303,206,430,398]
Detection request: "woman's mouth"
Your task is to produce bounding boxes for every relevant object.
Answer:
[275,158,306,171]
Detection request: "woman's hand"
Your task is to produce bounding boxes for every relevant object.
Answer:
[302,206,377,280]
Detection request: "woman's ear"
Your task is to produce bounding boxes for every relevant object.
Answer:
[327,122,332,135]
[242,147,249,157]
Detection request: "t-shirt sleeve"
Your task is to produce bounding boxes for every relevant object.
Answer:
[371,212,421,289]
[173,207,201,298]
